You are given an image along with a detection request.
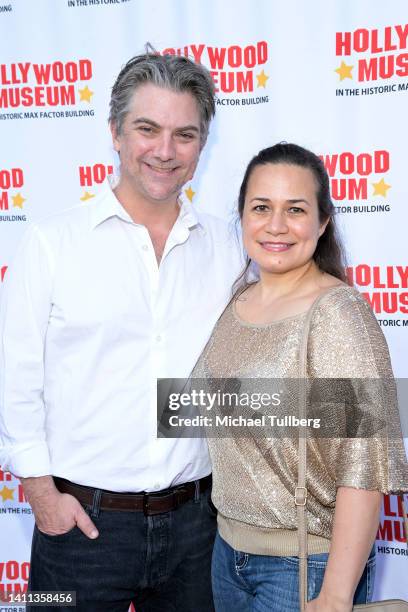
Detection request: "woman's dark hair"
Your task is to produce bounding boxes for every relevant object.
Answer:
[236,142,347,289]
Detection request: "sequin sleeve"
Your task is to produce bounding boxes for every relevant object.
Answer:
[308,287,408,493]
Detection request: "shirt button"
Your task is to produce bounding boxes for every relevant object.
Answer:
[154,483,161,490]
[156,335,162,342]
[142,244,149,251]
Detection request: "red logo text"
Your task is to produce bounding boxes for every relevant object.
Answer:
[336,25,408,82]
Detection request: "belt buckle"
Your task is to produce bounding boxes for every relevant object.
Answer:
[142,486,189,516]
[143,493,151,516]
[143,491,174,516]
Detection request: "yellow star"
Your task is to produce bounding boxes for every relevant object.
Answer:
[78,85,94,102]
[334,61,354,81]
[184,185,195,202]
[12,193,26,209]
[0,485,15,502]
[372,178,391,197]
[256,70,269,88]
[80,191,95,201]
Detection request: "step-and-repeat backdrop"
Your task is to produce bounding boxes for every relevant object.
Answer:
[0,0,407,607]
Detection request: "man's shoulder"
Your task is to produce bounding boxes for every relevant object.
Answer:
[31,188,108,241]
[35,203,91,231]
[194,208,240,242]
[191,209,245,274]
[194,208,231,228]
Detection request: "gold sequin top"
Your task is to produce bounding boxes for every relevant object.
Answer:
[192,285,408,555]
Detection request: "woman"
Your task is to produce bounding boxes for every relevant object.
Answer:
[192,143,408,612]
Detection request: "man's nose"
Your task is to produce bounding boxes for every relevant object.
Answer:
[154,133,176,161]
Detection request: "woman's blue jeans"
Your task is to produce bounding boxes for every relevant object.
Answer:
[212,532,376,612]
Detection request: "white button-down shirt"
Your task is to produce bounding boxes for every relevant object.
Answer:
[0,184,243,492]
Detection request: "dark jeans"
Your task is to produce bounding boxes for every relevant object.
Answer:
[28,486,217,612]
[212,532,376,612]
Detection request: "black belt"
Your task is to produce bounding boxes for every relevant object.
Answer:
[54,475,211,516]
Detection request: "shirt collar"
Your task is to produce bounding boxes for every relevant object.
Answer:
[89,180,133,229]
[176,194,201,231]
[89,179,202,231]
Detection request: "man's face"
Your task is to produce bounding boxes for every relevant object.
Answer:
[111,83,203,206]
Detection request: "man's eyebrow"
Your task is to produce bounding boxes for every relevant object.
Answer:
[175,125,200,133]
[132,118,199,132]
[132,118,160,127]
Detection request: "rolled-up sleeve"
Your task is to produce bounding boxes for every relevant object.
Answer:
[0,225,54,477]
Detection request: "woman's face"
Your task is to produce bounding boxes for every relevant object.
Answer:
[241,163,328,276]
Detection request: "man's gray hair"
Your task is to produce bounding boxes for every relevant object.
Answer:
[109,49,216,146]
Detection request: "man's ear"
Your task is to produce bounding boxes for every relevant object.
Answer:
[110,121,120,153]
[199,131,208,152]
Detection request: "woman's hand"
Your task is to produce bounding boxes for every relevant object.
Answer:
[307,487,381,610]
[306,593,352,612]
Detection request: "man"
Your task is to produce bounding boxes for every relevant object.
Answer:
[0,51,242,611]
